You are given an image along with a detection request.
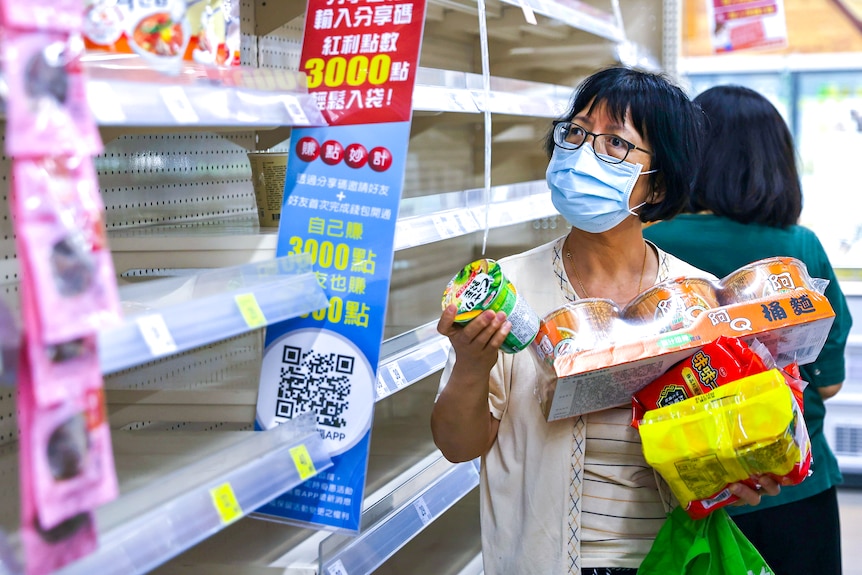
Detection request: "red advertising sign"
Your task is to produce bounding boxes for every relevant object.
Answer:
[300,0,427,126]
[707,0,788,53]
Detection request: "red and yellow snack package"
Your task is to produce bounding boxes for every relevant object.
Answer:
[638,367,811,519]
[631,336,767,428]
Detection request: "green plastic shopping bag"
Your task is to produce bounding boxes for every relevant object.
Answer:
[638,506,774,575]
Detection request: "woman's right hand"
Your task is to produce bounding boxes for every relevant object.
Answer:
[432,305,507,462]
[437,304,511,374]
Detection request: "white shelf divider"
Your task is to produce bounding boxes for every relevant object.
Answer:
[100,253,328,375]
[53,411,331,575]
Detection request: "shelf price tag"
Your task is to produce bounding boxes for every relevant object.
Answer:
[387,362,408,389]
[160,86,200,124]
[235,293,267,328]
[375,372,391,401]
[413,496,432,525]
[290,444,317,481]
[210,482,243,525]
[327,559,349,575]
[87,81,126,123]
[516,0,538,24]
[283,95,310,125]
[136,314,178,357]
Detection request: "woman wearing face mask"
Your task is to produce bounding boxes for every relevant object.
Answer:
[431,67,781,575]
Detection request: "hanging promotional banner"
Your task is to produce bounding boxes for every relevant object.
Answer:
[254,0,426,532]
[706,0,788,53]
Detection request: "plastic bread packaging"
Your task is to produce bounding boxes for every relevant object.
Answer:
[637,368,811,519]
[630,336,775,428]
[532,256,834,421]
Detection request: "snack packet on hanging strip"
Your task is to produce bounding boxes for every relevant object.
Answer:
[12,157,121,347]
[0,0,83,31]
[17,348,99,575]
[2,29,103,158]
[82,0,241,73]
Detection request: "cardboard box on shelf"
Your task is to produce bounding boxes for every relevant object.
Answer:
[535,287,835,422]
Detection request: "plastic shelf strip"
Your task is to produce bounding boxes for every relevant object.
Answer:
[500,0,625,42]
[375,321,451,401]
[99,255,328,374]
[395,180,554,250]
[86,80,327,128]
[54,412,331,575]
[317,456,480,574]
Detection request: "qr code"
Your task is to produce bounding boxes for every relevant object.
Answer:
[276,345,353,428]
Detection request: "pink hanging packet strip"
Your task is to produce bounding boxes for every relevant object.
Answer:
[12,156,121,346]
[16,241,97,407]
[0,0,84,32]
[29,369,119,530]
[17,277,119,526]
[3,29,103,158]
[18,346,99,575]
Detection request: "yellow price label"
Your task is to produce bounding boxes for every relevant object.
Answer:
[290,444,317,481]
[235,293,267,328]
[210,482,243,525]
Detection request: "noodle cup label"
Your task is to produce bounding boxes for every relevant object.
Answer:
[719,257,811,305]
[533,299,620,365]
[247,152,288,228]
[442,259,540,354]
[623,277,719,334]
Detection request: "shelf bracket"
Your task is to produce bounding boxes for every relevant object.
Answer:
[256,127,293,150]
[255,0,306,37]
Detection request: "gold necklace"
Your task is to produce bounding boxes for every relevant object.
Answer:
[565,240,648,299]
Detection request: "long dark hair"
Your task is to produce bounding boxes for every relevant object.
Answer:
[544,67,704,223]
[691,85,802,227]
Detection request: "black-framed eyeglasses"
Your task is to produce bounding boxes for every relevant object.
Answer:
[551,120,653,165]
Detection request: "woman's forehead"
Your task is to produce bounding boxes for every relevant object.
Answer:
[577,97,630,124]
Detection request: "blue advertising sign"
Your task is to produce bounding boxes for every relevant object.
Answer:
[255,121,410,531]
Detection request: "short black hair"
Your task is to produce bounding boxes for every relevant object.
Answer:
[543,67,703,223]
[691,85,802,227]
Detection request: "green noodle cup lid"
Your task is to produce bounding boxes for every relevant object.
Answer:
[442,259,540,353]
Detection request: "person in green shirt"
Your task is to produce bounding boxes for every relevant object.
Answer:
[645,84,852,575]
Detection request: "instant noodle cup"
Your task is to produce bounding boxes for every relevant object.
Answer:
[719,256,811,305]
[248,152,288,227]
[442,259,540,354]
[622,277,719,335]
[532,299,620,365]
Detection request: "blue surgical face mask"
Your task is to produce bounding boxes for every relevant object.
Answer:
[546,144,657,234]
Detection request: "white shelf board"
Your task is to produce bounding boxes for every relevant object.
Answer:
[269,451,480,574]
[107,181,555,262]
[498,0,625,42]
[413,68,570,117]
[317,455,479,574]
[81,57,327,131]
